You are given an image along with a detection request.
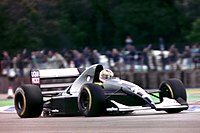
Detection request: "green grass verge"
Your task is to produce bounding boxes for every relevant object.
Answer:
[186,89,200,102]
[0,100,14,107]
[150,89,200,103]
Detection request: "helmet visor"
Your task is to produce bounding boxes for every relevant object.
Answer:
[102,75,112,80]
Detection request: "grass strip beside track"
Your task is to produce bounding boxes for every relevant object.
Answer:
[150,89,200,103]
[0,100,14,107]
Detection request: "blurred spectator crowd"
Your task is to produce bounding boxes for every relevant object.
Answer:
[0,43,200,79]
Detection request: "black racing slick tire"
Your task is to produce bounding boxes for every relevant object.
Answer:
[159,78,187,113]
[14,84,43,118]
[78,83,105,117]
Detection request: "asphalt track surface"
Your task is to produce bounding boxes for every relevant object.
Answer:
[0,111,200,133]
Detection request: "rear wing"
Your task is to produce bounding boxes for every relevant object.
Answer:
[30,68,85,95]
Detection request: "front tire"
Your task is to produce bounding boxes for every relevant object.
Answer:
[78,83,105,117]
[14,84,43,118]
[159,78,187,113]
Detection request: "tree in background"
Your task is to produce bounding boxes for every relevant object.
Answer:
[176,0,200,43]
[0,0,199,54]
[186,18,200,42]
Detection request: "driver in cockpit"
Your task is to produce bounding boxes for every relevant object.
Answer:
[99,69,114,83]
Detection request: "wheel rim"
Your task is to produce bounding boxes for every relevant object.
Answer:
[160,84,174,101]
[80,89,90,111]
[162,87,171,98]
[15,93,24,113]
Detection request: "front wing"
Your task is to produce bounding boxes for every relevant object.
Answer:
[106,97,188,112]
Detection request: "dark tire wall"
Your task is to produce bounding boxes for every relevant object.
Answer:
[159,78,187,101]
[14,84,43,118]
[159,78,187,113]
[78,83,105,117]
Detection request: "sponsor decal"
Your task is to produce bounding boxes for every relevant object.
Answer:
[31,70,40,84]
[31,70,40,77]
[32,78,40,84]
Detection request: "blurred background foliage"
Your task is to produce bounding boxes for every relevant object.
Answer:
[0,0,200,53]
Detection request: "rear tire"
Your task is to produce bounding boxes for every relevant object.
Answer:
[14,84,43,118]
[78,83,105,117]
[159,78,187,113]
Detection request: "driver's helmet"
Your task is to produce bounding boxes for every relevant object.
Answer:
[99,69,114,82]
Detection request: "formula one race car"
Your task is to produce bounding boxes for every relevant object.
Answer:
[14,64,188,118]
